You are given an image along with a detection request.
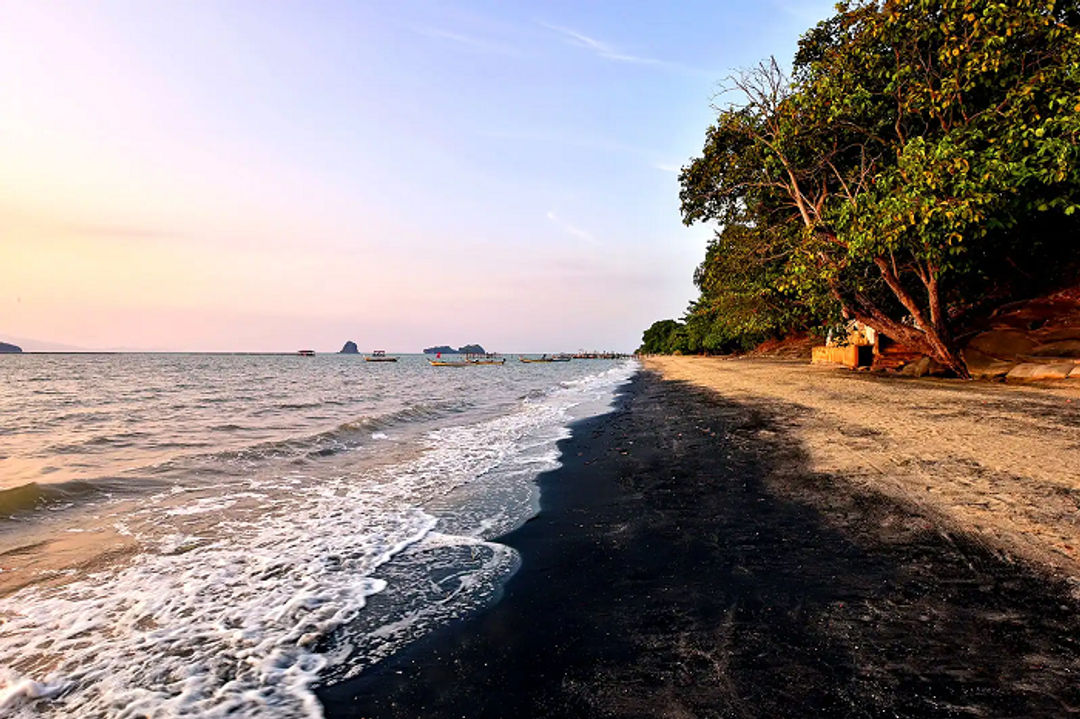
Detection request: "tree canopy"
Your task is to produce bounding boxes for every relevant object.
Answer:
[645,0,1080,372]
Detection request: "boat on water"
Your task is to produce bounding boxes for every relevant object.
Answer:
[297,349,316,357]
[365,350,398,362]
[428,359,471,367]
[550,354,572,362]
[468,353,505,365]
[519,354,555,363]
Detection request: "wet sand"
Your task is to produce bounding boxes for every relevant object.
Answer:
[319,367,1080,718]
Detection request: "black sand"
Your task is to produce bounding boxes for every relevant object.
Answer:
[318,371,1080,718]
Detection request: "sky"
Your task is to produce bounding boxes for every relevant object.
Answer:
[1,0,836,352]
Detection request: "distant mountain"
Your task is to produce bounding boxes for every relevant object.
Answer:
[422,344,488,354]
[339,340,359,354]
[0,334,85,352]
[0,341,22,353]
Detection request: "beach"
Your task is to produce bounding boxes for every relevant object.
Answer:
[321,360,1080,717]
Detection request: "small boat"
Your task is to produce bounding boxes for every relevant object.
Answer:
[297,349,316,356]
[428,358,471,367]
[550,354,572,362]
[365,350,398,362]
[519,354,555,363]
[468,353,505,365]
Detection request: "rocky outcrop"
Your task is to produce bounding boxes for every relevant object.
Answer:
[339,341,359,354]
[0,341,22,353]
[959,287,1080,380]
[423,344,488,354]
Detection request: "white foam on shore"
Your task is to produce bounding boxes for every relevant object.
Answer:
[0,360,637,718]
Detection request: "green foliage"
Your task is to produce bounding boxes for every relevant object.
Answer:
[638,319,686,354]
[660,0,1080,371]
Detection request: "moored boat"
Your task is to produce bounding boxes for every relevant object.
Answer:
[428,359,471,367]
[365,350,398,362]
[297,349,316,356]
[519,354,555,363]
[468,353,505,365]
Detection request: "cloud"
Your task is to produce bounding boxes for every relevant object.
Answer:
[653,162,682,174]
[413,26,522,56]
[546,210,595,243]
[539,22,659,65]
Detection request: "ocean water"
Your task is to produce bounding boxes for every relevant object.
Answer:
[0,353,636,717]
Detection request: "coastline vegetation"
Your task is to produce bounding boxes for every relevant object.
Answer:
[643,0,1080,373]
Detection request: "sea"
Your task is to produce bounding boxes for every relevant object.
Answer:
[0,352,636,717]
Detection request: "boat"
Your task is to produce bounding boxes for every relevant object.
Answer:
[365,350,398,362]
[428,358,471,367]
[550,354,572,362]
[519,354,555,363]
[297,349,316,356]
[468,353,505,365]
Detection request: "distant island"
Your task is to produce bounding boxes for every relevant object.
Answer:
[423,344,486,355]
[0,341,22,353]
[339,341,359,354]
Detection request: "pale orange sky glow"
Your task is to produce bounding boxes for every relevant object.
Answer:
[1,1,830,352]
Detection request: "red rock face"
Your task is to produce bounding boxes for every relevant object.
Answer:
[961,286,1080,379]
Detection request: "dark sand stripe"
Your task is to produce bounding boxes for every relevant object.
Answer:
[319,371,1080,718]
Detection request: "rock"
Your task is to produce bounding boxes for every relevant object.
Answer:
[899,356,932,377]
[1038,326,1080,342]
[457,344,486,355]
[961,348,1018,379]
[1030,340,1080,358]
[966,330,1038,359]
[339,341,359,354]
[423,345,456,355]
[1070,365,1080,379]
[1006,363,1075,381]
[0,341,22,353]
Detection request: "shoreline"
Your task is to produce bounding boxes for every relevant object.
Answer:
[318,367,1080,717]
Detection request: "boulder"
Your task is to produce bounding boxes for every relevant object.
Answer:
[961,348,1018,379]
[1070,365,1080,379]
[1038,326,1080,342]
[1006,363,1075,381]
[339,341,359,354]
[1029,340,1080,358]
[965,330,1038,359]
[899,356,932,377]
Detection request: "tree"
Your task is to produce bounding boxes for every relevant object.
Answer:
[680,0,1080,376]
[638,319,685,354]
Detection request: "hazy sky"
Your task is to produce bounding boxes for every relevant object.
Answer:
[1,0,835,352]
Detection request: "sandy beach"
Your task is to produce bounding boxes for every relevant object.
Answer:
[647,357,1080,589]
[319,364,1080,717]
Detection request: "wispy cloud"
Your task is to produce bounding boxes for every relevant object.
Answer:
[539,22,659,65]
[546,210,595,243]
[539,22,713,76]
[413,26,522,57]
[653,162,682,174]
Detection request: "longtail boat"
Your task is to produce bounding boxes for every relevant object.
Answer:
[365,350,398,362]
[468,353,505,365]
[519,355,555,363]
[428,358,471,366]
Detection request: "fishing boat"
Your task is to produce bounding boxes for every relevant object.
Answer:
[428,358,471,367]
[550,354,572,362]
[297,349,316,357]
[519,354,555,363]
[365,350,398,362]
[468,353,505,365]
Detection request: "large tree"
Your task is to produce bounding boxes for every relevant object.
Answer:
[680,0,1080,376]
